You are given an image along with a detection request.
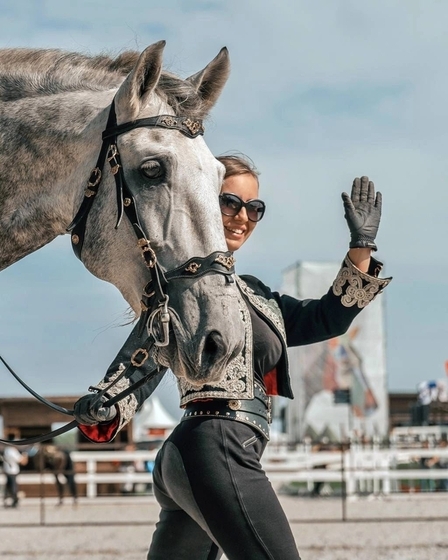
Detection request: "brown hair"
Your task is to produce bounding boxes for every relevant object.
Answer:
[216,153,260,183]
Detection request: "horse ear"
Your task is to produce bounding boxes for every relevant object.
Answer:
[187,47,230,116]
[114,41,166,121]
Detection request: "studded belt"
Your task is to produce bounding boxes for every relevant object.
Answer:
[181,382,271,440]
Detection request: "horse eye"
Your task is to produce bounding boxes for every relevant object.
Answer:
[140,160,163,179]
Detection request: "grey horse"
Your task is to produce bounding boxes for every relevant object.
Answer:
[0,41,245,386]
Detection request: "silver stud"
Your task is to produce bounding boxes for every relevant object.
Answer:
[228,399,242,411]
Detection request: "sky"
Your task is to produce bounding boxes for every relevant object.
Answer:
[0,0,448,420]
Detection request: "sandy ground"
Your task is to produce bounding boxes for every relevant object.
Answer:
[0,493,447,560]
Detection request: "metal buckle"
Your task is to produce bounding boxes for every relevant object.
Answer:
[87,167,102,187]
[107,144,121,175]
[147,296,171,347]
[138,238,157,268]
[130,348,149,367]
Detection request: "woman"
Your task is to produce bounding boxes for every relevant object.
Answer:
[74,154,391,559]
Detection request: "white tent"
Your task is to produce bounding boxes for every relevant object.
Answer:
[133,396,177,442]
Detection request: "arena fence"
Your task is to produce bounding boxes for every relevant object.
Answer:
[0,445,447,526]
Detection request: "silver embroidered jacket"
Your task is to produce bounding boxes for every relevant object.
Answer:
[85,254,391,440]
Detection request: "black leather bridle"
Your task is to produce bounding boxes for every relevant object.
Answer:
[1,99,236,446]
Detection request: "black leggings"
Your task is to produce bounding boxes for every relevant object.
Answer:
[148,418,301,560]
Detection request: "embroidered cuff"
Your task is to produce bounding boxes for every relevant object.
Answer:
[332,255,392,308]
[89,366,139,437]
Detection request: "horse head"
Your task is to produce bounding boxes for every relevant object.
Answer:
[75,42,245,386]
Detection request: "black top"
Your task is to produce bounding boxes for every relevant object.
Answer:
[248,304,282,386]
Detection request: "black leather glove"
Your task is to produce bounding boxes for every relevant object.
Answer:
[73,393,117,425]
[341,176,381,251]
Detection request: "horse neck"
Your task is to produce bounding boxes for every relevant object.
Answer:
[0,90,114,271]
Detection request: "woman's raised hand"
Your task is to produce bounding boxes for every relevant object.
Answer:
[341,176,381,251]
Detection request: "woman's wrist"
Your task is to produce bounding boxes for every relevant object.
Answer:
[347,248,372,273]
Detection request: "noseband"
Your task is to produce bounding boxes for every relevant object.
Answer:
[67,100,235,347]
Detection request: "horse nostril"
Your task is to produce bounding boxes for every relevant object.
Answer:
[203,330,223,359]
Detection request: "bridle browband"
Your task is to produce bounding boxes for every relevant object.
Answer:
[1,99,236,446]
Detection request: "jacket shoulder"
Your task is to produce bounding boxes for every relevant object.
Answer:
[238,274,273,299]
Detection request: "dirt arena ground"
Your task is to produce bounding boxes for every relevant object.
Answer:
[0,493,447,560]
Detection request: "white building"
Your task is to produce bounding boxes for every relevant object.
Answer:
[281,260,389,442]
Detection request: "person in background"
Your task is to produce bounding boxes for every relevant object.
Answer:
[417,440,435,492]
[3,434,28,508]
[427,438,448,491]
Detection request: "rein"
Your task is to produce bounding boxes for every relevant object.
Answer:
[1,99,235,446]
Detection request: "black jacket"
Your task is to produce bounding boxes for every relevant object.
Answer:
[85,254,391,438]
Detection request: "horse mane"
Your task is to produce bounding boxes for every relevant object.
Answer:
[0,48,206,116]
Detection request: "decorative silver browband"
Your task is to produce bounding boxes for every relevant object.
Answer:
[102,114,204,140]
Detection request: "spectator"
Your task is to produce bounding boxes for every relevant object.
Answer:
[427,439,448,491]
[417,440,435,492]
[3,435,28,508]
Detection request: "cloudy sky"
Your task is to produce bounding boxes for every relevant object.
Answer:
[1,1,447,419]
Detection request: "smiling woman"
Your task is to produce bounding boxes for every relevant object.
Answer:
[217,154,262,251]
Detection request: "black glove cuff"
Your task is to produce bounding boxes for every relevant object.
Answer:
[349,237,378,251]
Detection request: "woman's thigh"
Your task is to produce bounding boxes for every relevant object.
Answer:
[163,419,301,560]
[148,508,222,560]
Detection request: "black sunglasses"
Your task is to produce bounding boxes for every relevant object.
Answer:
[219,193,266,223]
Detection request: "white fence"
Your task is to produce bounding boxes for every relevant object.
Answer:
[262,445,448,495]
[1,450,157,499]
[1,447,447,499]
